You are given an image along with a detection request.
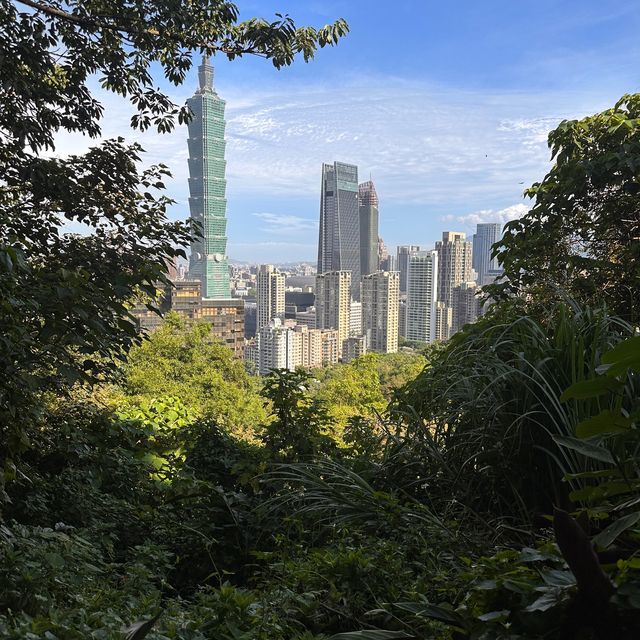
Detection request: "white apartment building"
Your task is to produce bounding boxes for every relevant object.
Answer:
[406,251,439,344]
[254,319,340,374]
[435,231,472,308]
[349,300,362,337]
[257,264,285,330]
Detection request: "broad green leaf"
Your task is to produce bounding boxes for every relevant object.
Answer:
[525,590,563,612]
[601,337,640,376]
[541,570,576,588]
[593,512,640,549]
[560,377,623,401]
[576,410,632,438]
[553,435,614,463]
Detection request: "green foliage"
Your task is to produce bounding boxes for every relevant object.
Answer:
[395,303,634,521]
[490,93,640,323]
[261,369,336,460]
[311,353,425,438]
[117,315,267,439]
[3,24,640,639]
[555,334,640,551]
[0,0,347,496]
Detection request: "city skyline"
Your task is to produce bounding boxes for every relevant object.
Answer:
[51,1,640,262]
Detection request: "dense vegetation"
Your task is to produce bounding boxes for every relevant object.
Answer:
[2,2,640,639]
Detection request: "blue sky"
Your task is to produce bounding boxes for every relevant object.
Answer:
[55,0,640,262]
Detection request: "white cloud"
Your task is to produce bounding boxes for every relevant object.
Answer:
[252,212,318,234]
[446,203,531,228]
[47,72,618,260]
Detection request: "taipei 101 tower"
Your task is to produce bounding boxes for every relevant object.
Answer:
[187,57,231,299]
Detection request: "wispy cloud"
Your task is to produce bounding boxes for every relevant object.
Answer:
[443,203,531,228]
[50,72,619,260]
[253,212,318,234]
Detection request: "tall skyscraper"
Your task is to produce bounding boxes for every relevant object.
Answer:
[187,58,230,299]
[257,264,285,330]
[406,251,439,344]
[472,223,503,285]
[317,162,360,300]
[397,245,421,293]
[361,271,399,353]
[435,231,473,312]
[315,271,351,355]
[358,180,379,277]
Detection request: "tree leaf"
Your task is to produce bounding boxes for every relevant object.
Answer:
[593,512,640,549]
[575,410,632,439]
[601,337,640,376]
[525,590,562,612]
[553,435,614,463]
[560,377,624,401]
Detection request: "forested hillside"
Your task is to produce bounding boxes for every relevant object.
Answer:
[2,1,640,639]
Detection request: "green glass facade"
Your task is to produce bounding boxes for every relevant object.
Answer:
[187,58,231,299]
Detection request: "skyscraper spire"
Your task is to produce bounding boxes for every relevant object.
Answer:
[197,56,214,93]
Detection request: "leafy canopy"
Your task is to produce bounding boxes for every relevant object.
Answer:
[0,0,348,479]
[116,314,267,439]
[491,94,640,322]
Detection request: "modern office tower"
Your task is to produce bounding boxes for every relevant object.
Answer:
[405,251,439,343]
[349,300,362,337]
[435,302,453,341]
[315,271,351,354]
[472,223,503,285]
[435,231,473,326]
[359,180,379,277]
[397,245,421,293]
[186,58,231,299]
[361,271,399,353]
[256,264,285,329]
[317,162,361,300]
[342,336,367,363]
[452,281,482,330]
